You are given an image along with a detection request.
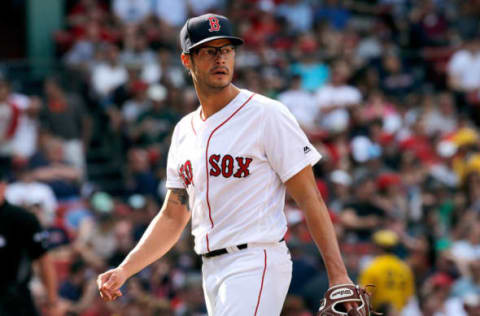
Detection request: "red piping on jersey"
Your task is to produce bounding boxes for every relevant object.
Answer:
[199,109,207,121]
[206,233,210,252]
[204,93,255,231]
[254,250,267,316]
[191,116,197,135]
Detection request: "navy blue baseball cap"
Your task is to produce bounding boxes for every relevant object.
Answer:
[180,14,244,54]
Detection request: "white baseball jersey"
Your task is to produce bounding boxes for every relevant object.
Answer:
[166,89,321,254]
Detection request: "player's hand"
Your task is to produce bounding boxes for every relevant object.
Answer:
[97,267,128,301]
[328,276,359,314]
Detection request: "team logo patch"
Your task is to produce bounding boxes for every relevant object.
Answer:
[208,16,221,32]
[330,288,354,300]
[304,146,311,154]
[180,160,194,187]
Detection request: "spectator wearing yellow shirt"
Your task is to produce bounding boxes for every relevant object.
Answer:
[359,230,415,312]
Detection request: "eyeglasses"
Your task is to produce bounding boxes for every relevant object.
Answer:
[194,44,236,59]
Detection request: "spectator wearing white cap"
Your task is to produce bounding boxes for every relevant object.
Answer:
[463,293,480,316]
[74,192,118,271]
[328,169,352,214]
[130,84,180,148]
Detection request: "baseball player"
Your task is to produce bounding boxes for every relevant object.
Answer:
[98,14,356,315]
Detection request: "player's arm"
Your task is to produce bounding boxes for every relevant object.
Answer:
[119,188,191,274]
[285,166,351,286]
[97,188,191,301]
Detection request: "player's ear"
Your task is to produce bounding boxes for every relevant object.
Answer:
[181,53,193,73]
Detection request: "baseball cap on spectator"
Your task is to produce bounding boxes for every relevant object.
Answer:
[330,170,352,186]
[180,14,244,54]
[128,194,146,210]
[464,293,480,307]
[377,173,401,191]
[461,154,480,180]
[131,81,148,94]
[352,169,375,187]
[372,230,399,248]
[378,133,395,146]
[430,273,453,288]
[434,238,452,252]
[351,136,382,163]
[452,128,479,147]
[90,191,114,214]
[437,139,457,158]
[147,84,167,102]
[299,36,317,54]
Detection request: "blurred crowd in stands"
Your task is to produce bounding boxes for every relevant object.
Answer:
[1,0,480,315]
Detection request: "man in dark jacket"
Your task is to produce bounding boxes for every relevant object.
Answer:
[0,169,60,315]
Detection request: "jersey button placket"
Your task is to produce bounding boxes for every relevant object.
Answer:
[202,124,215,252]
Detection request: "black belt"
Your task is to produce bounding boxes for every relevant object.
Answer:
[202,238,285,258]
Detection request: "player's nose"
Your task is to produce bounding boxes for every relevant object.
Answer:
[213,54,227,64]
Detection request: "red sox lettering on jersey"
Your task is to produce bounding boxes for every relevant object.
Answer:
[209,154,252,178]
[180,155,252,188]
[166,89,321,255]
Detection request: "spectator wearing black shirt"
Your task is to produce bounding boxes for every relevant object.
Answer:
[0,170,60,315]
[340,171,387,242]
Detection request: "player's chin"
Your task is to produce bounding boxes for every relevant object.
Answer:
[208,77,231,89]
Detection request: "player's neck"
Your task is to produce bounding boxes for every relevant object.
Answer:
[196,84,240,120]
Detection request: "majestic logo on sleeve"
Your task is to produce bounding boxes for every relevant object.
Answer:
[180,160,194,187]
[209,154,252,178]
[208,16,221,32]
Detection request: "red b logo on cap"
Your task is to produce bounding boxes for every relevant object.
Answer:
[208,16,221,32]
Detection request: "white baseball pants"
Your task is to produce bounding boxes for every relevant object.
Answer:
[201,240,292,316]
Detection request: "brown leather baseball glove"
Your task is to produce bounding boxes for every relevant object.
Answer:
[317,284,381,316]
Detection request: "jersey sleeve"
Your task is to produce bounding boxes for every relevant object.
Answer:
[23,211,49,260]
[263,102,322,182]
[165,124,185,189]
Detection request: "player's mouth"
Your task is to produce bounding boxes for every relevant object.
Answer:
[211,67,228,76]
